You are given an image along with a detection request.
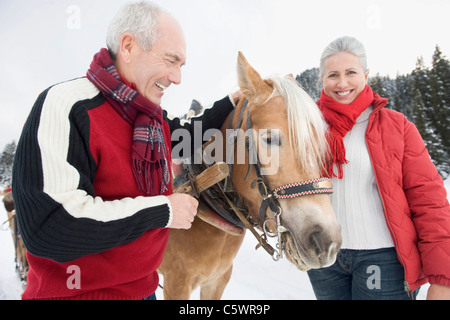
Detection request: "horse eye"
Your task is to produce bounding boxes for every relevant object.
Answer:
[262,131,281,146]
[265,136,274,145]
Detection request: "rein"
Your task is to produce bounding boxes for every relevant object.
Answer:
[223,99,334,261]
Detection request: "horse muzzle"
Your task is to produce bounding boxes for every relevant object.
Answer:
[282,226,341,271]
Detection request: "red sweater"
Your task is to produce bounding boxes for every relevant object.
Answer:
[12,77,234,299]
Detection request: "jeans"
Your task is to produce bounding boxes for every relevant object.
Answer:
[141,293,157,300]
[307,248,418,300]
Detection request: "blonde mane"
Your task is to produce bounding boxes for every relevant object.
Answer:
[268,75,328,174]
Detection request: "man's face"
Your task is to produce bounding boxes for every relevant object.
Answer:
[128,14,186,106]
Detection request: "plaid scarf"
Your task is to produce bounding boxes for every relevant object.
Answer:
[317,85,387,179]
[87,48,170,195]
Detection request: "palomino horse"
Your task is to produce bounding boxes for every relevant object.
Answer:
[158,52,342,300]
[2,192,29,282]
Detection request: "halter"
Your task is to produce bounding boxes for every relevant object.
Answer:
[225,99,334,261]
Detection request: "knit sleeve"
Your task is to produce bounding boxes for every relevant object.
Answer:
[402,118,450,286]
[12,78,172,263]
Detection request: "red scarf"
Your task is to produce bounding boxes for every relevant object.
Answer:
[317,85,388,179]
[87,48,170,195]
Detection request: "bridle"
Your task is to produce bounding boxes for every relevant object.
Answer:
[223,99,334,261]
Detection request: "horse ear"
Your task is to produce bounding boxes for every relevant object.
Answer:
[237,52,268,101]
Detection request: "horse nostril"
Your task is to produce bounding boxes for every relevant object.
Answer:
[309,229,340,258]
[309,231,324,255]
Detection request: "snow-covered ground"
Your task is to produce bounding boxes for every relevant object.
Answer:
[0,208,26,300]
[3,177,449,300]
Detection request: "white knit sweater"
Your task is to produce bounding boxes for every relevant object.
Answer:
[331,106,394,250]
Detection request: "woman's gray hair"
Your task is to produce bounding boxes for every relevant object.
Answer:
[106,1,166,58]
[319,36,368,78]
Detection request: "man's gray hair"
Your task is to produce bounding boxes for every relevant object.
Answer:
[106,1,165,58]
[319,36,368,78]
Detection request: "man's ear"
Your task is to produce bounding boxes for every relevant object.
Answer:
[118,33,135,63]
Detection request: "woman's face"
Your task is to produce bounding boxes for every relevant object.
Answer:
[321,51,369,104]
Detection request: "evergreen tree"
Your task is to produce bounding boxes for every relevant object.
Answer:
[412,88,449,178]
[368,73,387,98]
[295,68,322,101]
[429,45,450,159]
[0,141,16,187]
[413,89,430,139]
[411,56,433,111]
[394,74,414,120]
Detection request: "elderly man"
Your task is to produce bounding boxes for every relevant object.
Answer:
[12,1,239,300]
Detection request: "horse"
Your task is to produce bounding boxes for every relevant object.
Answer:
[2,191,29,282]
[158,52,342,300]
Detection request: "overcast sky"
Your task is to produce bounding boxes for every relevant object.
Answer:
[1,0,449,150]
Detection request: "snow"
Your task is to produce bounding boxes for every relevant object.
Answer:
[3,178,450,300]
[0,211,25,300]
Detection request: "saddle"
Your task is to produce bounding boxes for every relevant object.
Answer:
[173,160,247,231]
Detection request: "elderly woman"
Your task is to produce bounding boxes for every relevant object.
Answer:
[307,36,450,300]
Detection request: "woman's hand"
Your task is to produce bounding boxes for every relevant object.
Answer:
[426,284,450,300]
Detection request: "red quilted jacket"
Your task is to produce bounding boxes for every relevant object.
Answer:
[366,94,450,292]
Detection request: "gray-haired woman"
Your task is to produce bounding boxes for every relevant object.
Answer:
[307,36,450,300]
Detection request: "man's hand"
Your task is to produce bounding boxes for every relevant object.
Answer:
[231,90,244,106]
[166,193,199,229]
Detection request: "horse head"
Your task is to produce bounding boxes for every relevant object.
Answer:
[225,52,342,270]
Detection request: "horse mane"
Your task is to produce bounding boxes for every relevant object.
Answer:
[268,75,329,175]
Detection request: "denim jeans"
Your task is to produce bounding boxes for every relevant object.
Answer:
[141,293,157,300]
[307,248,418,300]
